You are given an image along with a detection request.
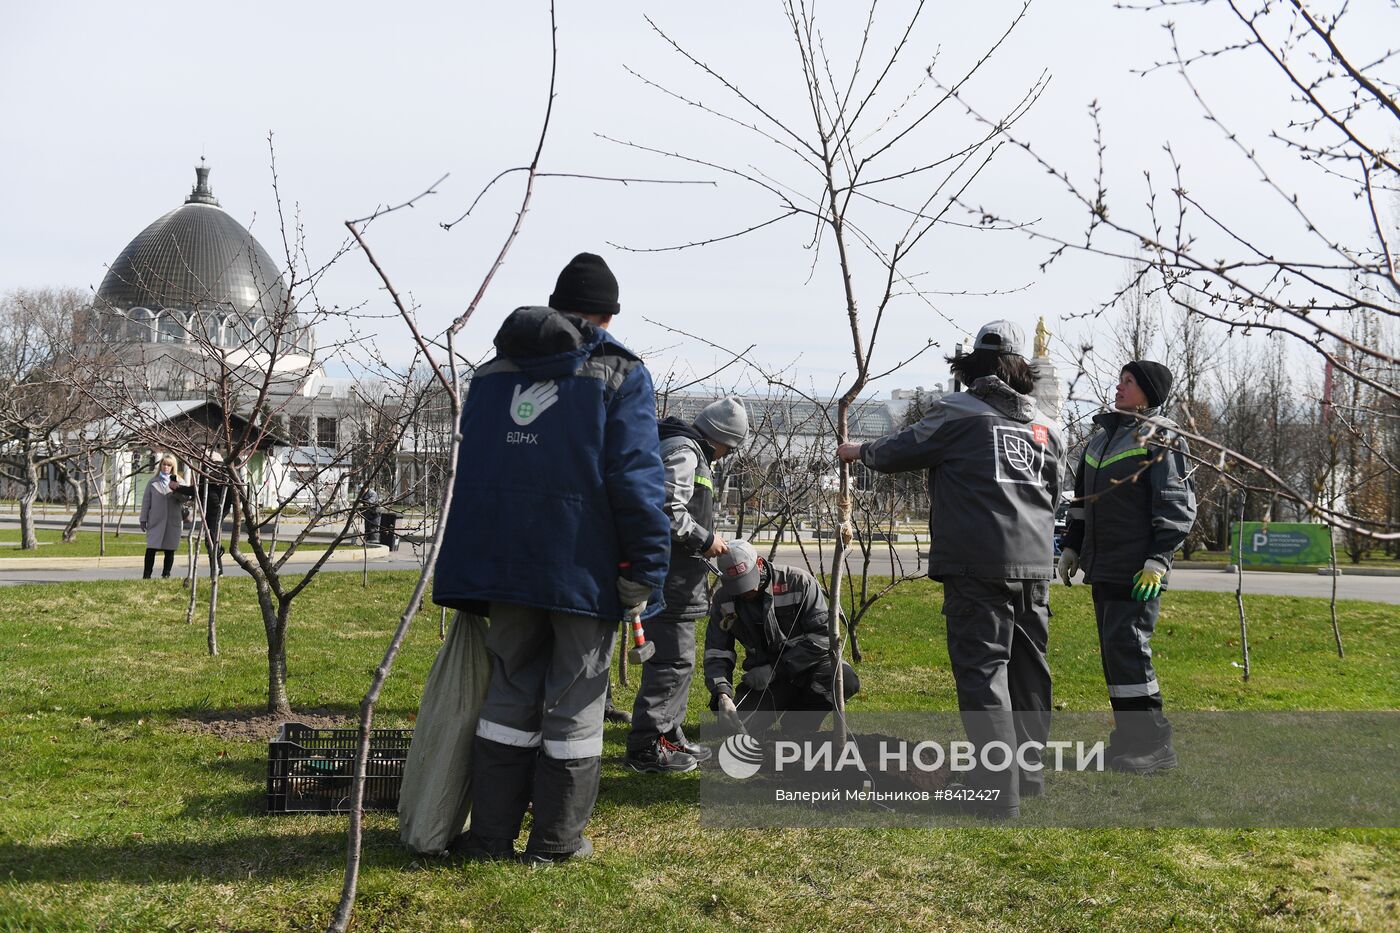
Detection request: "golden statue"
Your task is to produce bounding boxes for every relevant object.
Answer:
[1034,317,1051,359]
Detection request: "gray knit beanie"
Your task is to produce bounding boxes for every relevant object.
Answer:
[694,396,749,449]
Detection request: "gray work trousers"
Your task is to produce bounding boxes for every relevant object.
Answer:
[468,602,616,854]
[626,613,698,755]
[941,577,1053,808]
[1092,583,1171,752]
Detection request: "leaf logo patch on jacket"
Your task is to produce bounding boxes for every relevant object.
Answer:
[510,380,558,426]
[994,424,1046,486]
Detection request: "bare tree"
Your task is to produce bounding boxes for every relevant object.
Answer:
[0,288,107,549]
[75,140,418,701]
[951,0,1398,544]
[620,0,1045,739]
[1110,261,1162,364]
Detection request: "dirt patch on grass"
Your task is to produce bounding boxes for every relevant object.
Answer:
[170,707,350,742]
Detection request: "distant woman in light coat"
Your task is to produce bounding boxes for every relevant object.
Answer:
[139,453,190,579]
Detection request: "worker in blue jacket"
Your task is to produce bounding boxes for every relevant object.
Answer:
[435,252,669,862]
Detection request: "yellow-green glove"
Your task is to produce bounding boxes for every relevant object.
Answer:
[1131,559,1168,601]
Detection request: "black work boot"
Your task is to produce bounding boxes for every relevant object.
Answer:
[1108,712,1175,774]
[603,684,631,724]
[449,832,516,862]
[1110,742,1178,774]
[623,736,698,774]
[467,736,536,843]
[665,725,713,763]
[523,755,602,861]
[521,836,593,865]
[944,782,1021,821]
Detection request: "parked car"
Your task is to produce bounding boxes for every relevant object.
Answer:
[1053,501,1070,555]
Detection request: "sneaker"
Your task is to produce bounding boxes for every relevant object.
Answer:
[521,836,593,864]
[603,706,632,725]
[624,736,698,774]
[665,726,713,764]
[1110,744,1178,775]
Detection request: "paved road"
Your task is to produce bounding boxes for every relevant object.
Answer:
[0,544,1394,603]
[0,550,434,586]
[762,545,1400,604]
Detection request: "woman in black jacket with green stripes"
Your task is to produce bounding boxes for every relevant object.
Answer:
[1058,360,1198,774]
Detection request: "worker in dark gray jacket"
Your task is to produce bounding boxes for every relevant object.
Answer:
[1059,360,1196,774]
[625,397,748,774]
[703,540,859,728]
[838,321,1062,818]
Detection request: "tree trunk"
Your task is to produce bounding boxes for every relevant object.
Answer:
[61,470,90,543]
[262,594,292,716]
[98,486,107,557]
[268,640,290,716]
[1234,492,1250,681]
[17,464,39,549]
[206,550,221,657]
[1328,526,1344,659]
[184,508,201,624]
[825,401,851,748]
[618,629,629,686]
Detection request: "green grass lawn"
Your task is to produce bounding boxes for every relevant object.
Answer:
[0,528,332,559]
[0,573,1395,931]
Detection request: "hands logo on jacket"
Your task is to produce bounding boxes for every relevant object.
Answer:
[510,380,558,426]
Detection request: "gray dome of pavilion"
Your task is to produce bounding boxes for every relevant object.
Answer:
[95,164,289,338]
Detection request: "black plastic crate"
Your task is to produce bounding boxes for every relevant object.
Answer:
[266,722,413,814]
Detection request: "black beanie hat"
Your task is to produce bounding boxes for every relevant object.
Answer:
[549,252,620,316]
[1123,360,1173,408]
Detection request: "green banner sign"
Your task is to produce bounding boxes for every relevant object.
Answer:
[1229,522,1333,566]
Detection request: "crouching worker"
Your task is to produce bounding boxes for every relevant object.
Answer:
[703,540,859,733]
[432,252,670,862]
[625,396,749,774]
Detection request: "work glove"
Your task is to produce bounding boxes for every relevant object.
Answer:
[140,521,147,532]
[1057,548,1079,586]
[1131,558,1168,601]
[716,692,745,734]
[617,577,651,617]
[742,665,774,691]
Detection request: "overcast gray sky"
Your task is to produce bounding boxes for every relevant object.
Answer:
[2,1,1391,398]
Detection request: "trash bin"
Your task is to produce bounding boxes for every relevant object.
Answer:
[379,512,400,551]
[360,490,383,547]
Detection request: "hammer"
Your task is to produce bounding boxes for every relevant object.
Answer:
[618,561,655,664]
[626,608,655,665]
